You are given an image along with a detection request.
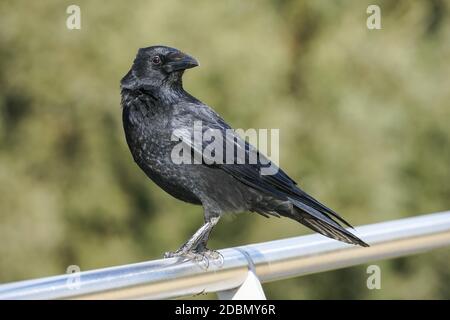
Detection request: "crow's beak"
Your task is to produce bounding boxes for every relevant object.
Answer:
[163,51,199,73]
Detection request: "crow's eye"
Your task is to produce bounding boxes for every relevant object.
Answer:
[151,56,161,65]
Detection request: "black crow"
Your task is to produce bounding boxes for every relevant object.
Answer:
[121,46,368,260]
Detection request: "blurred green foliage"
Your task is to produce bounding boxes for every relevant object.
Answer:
[0,0,449,299]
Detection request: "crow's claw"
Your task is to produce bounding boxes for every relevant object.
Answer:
[200,249,224,267]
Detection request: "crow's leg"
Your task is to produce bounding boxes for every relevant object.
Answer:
[163,216,220,264]
[193,217,223,265]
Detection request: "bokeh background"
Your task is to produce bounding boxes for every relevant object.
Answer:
[0,0,449,299]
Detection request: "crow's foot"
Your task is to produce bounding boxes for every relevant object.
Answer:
[164,248,223,269]
[164,250,210,269]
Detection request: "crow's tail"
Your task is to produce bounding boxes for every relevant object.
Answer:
[285,197,369,247]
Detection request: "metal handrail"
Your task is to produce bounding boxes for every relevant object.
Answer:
[0,211,449,299]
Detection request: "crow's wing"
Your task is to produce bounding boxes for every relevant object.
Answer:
[172,103,368,247]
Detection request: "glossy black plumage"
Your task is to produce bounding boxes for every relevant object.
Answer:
[121,46,368,256]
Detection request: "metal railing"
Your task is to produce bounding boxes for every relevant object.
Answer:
[0,211,449,299]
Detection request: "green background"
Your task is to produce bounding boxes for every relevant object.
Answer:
[0,0,449,299]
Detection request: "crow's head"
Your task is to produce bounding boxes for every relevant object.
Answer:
[121,46,199,90]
